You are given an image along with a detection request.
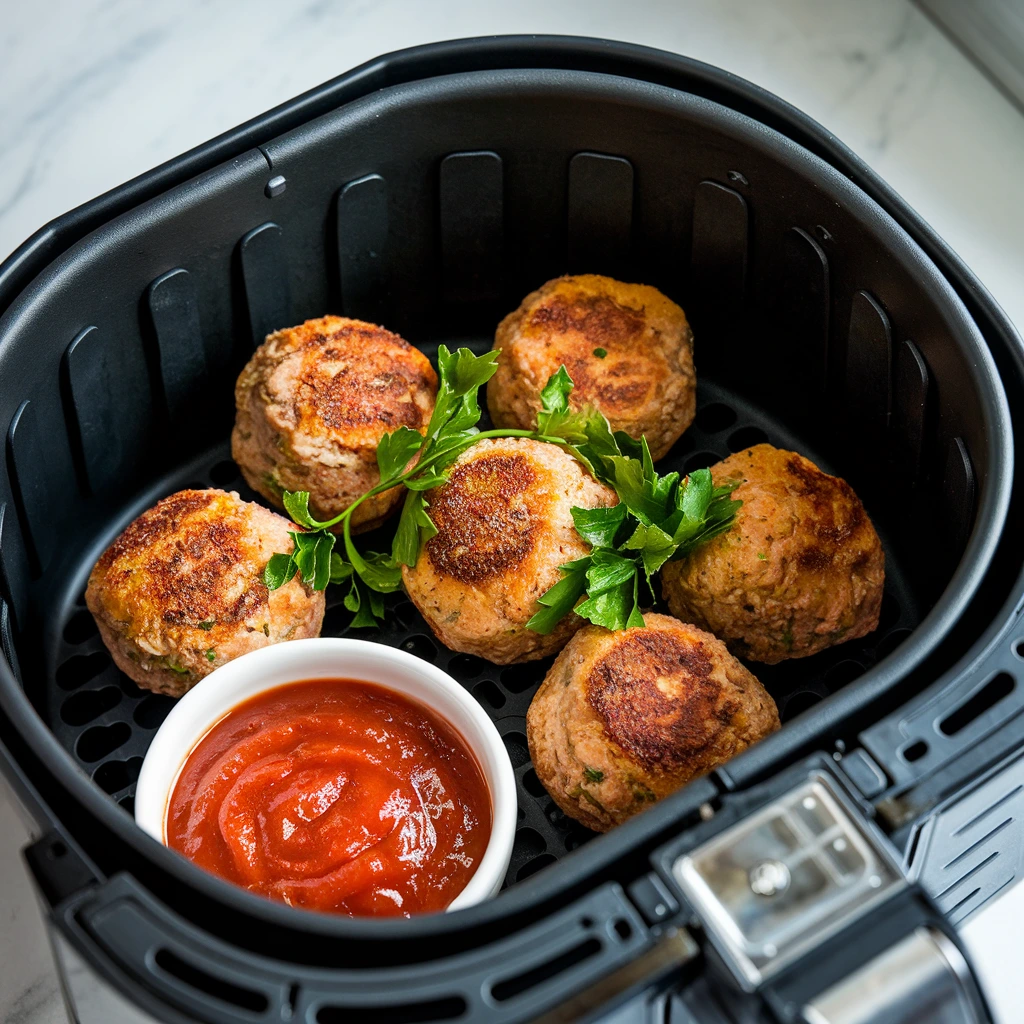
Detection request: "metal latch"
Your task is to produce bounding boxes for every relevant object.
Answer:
[672,772,904,991]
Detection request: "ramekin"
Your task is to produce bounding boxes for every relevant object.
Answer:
[134,637,516,912]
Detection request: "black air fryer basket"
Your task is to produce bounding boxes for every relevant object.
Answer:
[2,37,1024,1024]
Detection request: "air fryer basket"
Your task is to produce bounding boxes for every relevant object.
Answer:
[0,36,1020,1021]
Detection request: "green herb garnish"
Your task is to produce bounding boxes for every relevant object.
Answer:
[264,348,741,635]
[584,766,605,783]
[593,347,607,359]
[205,649,216,662]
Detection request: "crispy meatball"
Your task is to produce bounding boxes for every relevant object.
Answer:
[661,444,885,664]
[86,489,325,697]
[233,316,437,533]
[487,275,696,460]
[401,438,617,664]
[527,614,778,832]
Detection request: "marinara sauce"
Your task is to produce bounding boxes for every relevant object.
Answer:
[166,679,492,917]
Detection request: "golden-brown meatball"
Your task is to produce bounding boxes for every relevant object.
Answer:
[232,316,437,533]
[527,614,779,832]
[487,275,696,460]
[86,489,325,697]
[661,444,885,664]
[401,438,617,664]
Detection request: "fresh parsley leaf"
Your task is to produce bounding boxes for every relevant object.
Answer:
[526,564,589,634]
[593,348,607,359]
[283,491,317,529]
[583,766,604,782]
[376,425,424,480]
[570,504,627,549]
[263,552,298,590]
[329,552,353,583]
[312,532,335,591]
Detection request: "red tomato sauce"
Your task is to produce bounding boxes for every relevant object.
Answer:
[166,679,492,917]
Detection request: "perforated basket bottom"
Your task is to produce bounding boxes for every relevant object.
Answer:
[42,380,918,888]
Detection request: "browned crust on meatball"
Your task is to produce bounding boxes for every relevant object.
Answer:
[232,316,437,533]
[401,438,618,664]
[527,614,779,831]
[86,489,325,696]
[487,276,696,460]
[661,444,885,664]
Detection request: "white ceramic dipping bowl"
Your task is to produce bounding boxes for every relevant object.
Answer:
[134,637,517,912]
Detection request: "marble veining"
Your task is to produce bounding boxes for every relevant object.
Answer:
[2,1,1024,1022]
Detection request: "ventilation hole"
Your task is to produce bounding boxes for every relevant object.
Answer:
[875,628,913,660]
[60,686,121,726]
[116,674,146,697]
[473,679,506,710]
[317,996,467,1024]
[154,948,268,1013]
[56,652,110,690]
[119,795,135,815]
[511,826,545,863]
[93,756,143,794]
[695,402,738,433]
[879,592,902,632]
[903,740,928,763]
[671,432,696,456]
[502,732,530,769]
[522,768,546,798]
[491,937,601,1002]
[823,660,864,689]
[547,802,567,825]
[580,916,594,929]
[286,984,300,1016]
[684,451,721,474]
[63,609,98,644]
[516,853,557,881]
[1014,639,1024,659]
[449,653,487,678]
[613,918,633,941]
[727,426,769,452]
[76,722,131,763]
[401,635,436,662]
[321,603,351,636]
[209,460,240,486]
[518,806,526,822]
[783,691,822,718]
[392,601,419,629]
[939,673,1015,736]
[500,663,543,694]
[133,693,176,730]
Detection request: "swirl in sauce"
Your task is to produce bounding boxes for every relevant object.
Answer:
[166,679,491,917]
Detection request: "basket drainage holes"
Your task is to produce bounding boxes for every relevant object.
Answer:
[76,722,130,763]
[613,918,633,941]
[449,653,488,677]
[523,768,546,798]
[133,694,176,730]
[63,609,98,644]
[727,426,769,452]
[516,853,557,881]
[684,451,722,474]
[56,652,110,690]
[783,691,822,718]
[501,663,545,694]
[879,592,902,632]
[1014,639,1024,659]
[401,635,436,661]
[502,731,530,769]
[875,628,913,660]
[317,995,466,1024]
[60,686,121,726]
[823,660,864,689]
[940,672,1014,736]
[93,756,143,794]
[511,826,545,864]
[209,460,241,486]
[902,740,928,763]
[154,948,268,1013]
[695,402,738,433]
[472,679,505,710]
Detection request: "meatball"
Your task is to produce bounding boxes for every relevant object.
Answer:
[661,444,885,664]
[487,275,696,460]
[527,614,779,831]
[232,316,437,534]
[86,489,325,697]
[401,438,617,664]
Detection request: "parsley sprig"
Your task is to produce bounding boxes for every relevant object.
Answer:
[263,347,741,633]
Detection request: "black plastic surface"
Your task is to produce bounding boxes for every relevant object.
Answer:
[0,34,1020,1022]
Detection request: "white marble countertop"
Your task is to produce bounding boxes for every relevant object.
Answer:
[2,2,1024,1022]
